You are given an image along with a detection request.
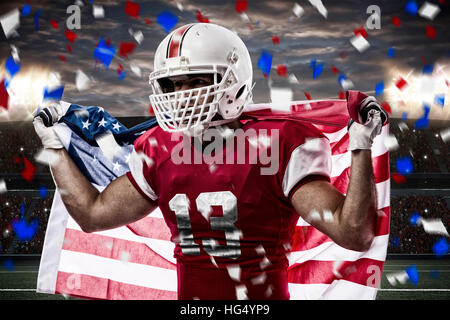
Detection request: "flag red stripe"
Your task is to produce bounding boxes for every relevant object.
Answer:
[168,24,193,58]
[287,258,384,287]
[330,132,349,154]
[62,229,175,270]
[291,206,389,252]
[55,272,176,300]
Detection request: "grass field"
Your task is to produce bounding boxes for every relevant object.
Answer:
[0,257,449,300]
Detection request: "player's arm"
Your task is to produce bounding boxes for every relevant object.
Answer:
[33,103,157,233]
[291,150,377,252]
[291,102,384,252]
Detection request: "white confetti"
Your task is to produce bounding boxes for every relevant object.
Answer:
[208,164,217,174]
[308,0,328,18]
[439,127,450,143]
[177,2,184,11]
[255,245,265,255]
[350,34,370,52]
[240,12,250,22]
[386,271,409,286]
[419,218,449,237]
[235,284,248,300]
[10,45,19,62]
[308,209,321,222]
[133,30,144,44]
[35,148,60,167]
[120,250,130,263]
[339,78,354,90]
[270,87,293,111]
[418,2,440,20]
[333,260,344,278]
[265,284,273,297]
[288,73,299,84]
[383,134,399,151]
[0,179,6,194]
[0,8,20,39]
[323,209,334,222]
[130,63,142,77]
[251,272,267,285]
[95,132,122,162]
[92,5,105,18]
[398,122,409,132]
[227,265,241,282]
[75,69,91,91]
[293,3,304,17]
[260,256,271,269]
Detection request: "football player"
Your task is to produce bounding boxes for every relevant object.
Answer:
[34,23,386,300]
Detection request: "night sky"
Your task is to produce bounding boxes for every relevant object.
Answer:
[0,0,449,122]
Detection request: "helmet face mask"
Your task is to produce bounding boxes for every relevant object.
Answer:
[149,23,253,135]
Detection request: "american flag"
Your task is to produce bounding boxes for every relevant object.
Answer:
[36,91,390,299]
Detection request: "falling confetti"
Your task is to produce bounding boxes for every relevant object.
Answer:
[387,47,395,58]
[93,5,105,19]
[308,0,327,18]
[157,10,178,33]
[94,38,116,68]
[405,1,418,16]
[396,156,413,174]
[375,81,384,96]
[12,218,39,241]
[414,105,430,129]
[0,8,20,38]
[257,50,272,76]
[119,42,136,58]
[21,155,36,182]
[235,0,248,13]
[418,2,440,20]
[0,179,6,194]
[433,238,449,257]
[405,265,419,285]
[350,34,370,52]
[125,0,140,19]
[0,79,9,110]
[293,3,304,17]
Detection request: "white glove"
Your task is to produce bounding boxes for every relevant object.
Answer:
[33,102,66,149]
[348,109,382,151]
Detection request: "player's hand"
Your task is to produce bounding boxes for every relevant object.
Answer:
[33,102,65,149]
[348,97,384,151]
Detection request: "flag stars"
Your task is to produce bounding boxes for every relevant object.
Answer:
[82,119,91,129]
[98,117,107,127]
[113,122,121,131]
[97,107,104,113]
[112,161,122,172]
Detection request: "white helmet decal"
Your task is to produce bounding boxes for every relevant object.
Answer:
[149,23,253,135]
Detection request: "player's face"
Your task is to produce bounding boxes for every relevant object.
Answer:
[158,74,219,123]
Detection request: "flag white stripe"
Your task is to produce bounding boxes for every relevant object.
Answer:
[288,280,378,300]
[66,216,176,264]
[58,250,177,292]
[288,234,389,266]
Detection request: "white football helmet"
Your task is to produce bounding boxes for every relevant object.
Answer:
[149,23,253,135]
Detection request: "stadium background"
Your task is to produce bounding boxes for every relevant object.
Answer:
[0,0,449,300]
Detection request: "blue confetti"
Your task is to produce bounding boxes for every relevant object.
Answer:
[5,57,21,79]
[34,9,42,31]
[12,218,39,242]
[414,104,430,129]
[310,59,317,68]
[387,47,395,58]
[257,50,273,76]
[312,63,324,79]
[156,10,178,34]
[338,74,346,84]
[402,112,408,121]
[39,185,48,199]
[433,237,449,258]
[20,202,25,216]
[391,236,400,247]
[406,265,419,285]
[2,258,14,271]
[118,70,126,81]
[22,4,32,17]
[405,1,418,16]
[429,270,439,279]
[43,84,65,101]
[434,94,445,108]
[396,156,414,174]
[94,38,116,68]
[422,64,434,75]
[375,81,384,96]
[409,212,421,226]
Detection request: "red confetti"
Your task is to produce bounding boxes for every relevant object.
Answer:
[148,105,155,116]
[276,64,287,77]
[272,35,280,45]
[445,79,449,87]
[392,173,406,185]
[381,101,392,115]
[14,155,21,164]
[425,25,436,39]
[339,52,346,59]
[65,30,77,43]
[50,19,58,29]
[304,92,311,100]
[144,18,151,25]
[196,10,210,23]
[125,0,140,19]
[66,44,73,53]
[235,0,248,13]
[119,42,136,58]
[331,66,340,74]
[395,77,408,90]
[0,79,9,111]
[353,26,368,38]
[57,55,66,62]
[421,55,427,65]
[21,156,36,183]
[338,90,345,99]
[392,16,401,27]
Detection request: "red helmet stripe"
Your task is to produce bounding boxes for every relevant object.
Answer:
[167,24,195,58]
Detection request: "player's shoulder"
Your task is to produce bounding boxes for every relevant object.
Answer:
[242,117,325,139]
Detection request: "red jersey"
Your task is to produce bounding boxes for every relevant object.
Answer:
[126,117,332,300]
